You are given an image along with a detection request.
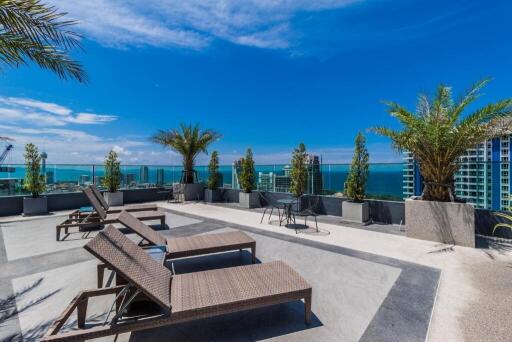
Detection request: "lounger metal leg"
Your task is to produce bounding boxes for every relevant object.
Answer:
[304,295,312,325]
[56,227,61,242]
[77,297,88,328]
[97,264,106,288]
[315,216,318,232]
[251,244,256,264]
[268,208,274,223]
[260,208,267,224]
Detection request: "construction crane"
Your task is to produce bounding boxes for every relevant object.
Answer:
[0,144,15,172]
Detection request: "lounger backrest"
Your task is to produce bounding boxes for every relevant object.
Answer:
[83,187,107,220]
[90,184,110,211]
[118,211,167,246]
[84,225,172,310]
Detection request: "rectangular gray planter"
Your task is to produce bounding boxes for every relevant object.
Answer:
[105,191,123,206]
[184,183,204,201]
[342,200,370,223]
[405,198,475,247]
[239,191,260,209]
[204,189,222,203]
[23,196,48,216]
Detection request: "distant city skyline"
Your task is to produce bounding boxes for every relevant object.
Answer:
[1,1,510,165]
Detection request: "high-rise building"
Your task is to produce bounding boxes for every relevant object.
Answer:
[403,136,511,210]
[156,168,165,186]
[45,171,54,184]
[41,151,47,176]
[140,166,149,184]
[123,173,136,187]
[258,172,274,191]
[78,174,90,185]
[307,155,323,195]
[94,176,104,186]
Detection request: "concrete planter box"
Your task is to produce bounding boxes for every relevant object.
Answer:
[204,189,222,203]
[405,198,475,247]
[239,191,260,209]
[183,183,204,201]
[105,191,123,206]
[23,196,48,216]
[342,200,370,223]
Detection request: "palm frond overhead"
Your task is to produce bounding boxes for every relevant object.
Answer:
[0,0,87,82]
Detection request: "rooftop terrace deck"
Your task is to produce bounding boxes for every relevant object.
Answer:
[0,201,511,341]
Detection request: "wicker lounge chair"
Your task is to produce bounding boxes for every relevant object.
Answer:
[56,188,166,241]
[42,226,312,341]
[68,185,158,219]
[97,211,256,287]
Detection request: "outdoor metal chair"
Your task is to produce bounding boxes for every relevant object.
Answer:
[171,183,185,203]
[258,192,286,225]
[290,195,320,233]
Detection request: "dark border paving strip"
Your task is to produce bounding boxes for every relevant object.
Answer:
[163,208,441,342]
[0,210,440,341]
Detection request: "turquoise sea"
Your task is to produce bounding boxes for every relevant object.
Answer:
[0,163,405,199]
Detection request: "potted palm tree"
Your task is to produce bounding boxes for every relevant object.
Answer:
[103,150,123,206]
[342,132,370,223]
[152,123,220,201]
[373,79,512,247]
[238,148,258,208]
[205,151,222,202]
[22,143,47,215]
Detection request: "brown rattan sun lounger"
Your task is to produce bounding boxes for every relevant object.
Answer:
[68,185,158,219]
[42,226,312,341]
[96,211,256,287]
[56,188,166,241]
[118,211,256,261]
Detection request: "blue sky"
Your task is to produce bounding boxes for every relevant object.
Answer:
[1,0,511,165]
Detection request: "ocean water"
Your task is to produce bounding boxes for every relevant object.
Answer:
[0,163,405,199]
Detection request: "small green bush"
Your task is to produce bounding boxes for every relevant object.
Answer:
[345,132,369,202]
[103,150,121,192]
[23,143,45,198]
[239,148,255,193]
[207,151,220,190]
[290,143,308,197]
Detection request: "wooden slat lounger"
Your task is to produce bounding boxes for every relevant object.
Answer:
[42,226,312,341]
[96,211,256,287]
[68,185,158,219]
[56,188,166,241]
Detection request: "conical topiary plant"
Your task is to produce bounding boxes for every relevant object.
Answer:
[345,132,369,203]
[207,151,220,190]
[239,148,255,193]
[23,143,45,198]
[289,143,308,198]
[103,150,121,193]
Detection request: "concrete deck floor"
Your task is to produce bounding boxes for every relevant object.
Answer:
[0,201,510,341]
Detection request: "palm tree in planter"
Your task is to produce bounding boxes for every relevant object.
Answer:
[102,150,122,206]
[205,151,222,202]
[22,143,47,215]
[343,132,370,223]
[151,123,220,201]
[238,148,258,208]
[372,79,512,247]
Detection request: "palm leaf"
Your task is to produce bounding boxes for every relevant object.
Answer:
[0,0,86,82]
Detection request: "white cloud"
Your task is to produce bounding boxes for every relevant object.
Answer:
[0,96,117,127]
[68,113,118,125]
[112,145,132,156]
[0,97,71,116]
[47,0,360,50]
